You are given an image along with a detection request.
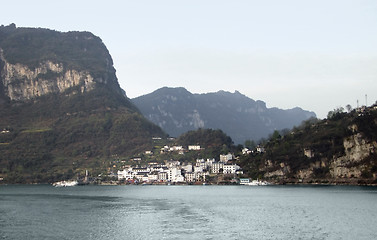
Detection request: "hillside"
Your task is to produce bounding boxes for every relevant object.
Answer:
[132,87,316,144]
[0,24,166,183]
[239,105,377,185]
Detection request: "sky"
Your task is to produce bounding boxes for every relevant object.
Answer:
[1,0,377,118]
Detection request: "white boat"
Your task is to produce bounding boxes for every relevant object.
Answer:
[53,180,78,187]
[244,179,270,186]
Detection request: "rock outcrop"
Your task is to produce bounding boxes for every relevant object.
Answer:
[0,51,96,101]
[330,132,377,178]
[256,108,377,184]
[0,25,166,184]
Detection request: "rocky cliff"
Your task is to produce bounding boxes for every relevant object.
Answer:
[0,53,95,101]
[0,24,123,102]
[0,25,165,184]
[240,106,377,185]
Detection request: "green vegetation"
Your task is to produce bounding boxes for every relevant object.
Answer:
[239,105,377,182]
[1,25,375,185]
[0,24,111,76]
[0,25,166,184]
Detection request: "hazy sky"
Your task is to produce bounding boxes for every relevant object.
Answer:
[1,0,377,118]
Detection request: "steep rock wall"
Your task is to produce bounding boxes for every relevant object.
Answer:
[330,133,377,178]
[0,50,96,101]
[263,133,377,181]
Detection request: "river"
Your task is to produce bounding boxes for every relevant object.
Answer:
[1,184,376,239]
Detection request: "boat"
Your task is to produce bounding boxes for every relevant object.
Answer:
[243,179,271,186]
[53,180,78,187]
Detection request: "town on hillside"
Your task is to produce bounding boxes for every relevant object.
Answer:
[113,143,266,185]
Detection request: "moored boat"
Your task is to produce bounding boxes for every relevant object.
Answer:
[53,180,78,187]
[243,179,271,186]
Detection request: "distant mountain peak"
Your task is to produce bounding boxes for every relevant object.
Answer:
[132,87,316,144]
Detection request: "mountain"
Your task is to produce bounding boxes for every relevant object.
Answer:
[0,24,165,183]
[239,105,377,185]
[132,87,316,144]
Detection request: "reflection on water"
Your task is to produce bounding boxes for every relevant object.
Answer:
[1,185,377,240]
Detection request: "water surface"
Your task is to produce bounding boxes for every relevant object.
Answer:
[1,185,376,240]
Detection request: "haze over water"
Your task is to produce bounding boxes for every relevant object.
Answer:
[1,185,377,240]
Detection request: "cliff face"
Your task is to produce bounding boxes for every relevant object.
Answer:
[329,132,377,179]
[251,107,377,184]
[0,24,123,102]
[0,53,95,101]
[0,25,166,184]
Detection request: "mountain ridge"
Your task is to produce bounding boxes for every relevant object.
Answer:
[132,87,316,144]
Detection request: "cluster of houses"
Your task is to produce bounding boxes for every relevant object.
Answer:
[117,153,243,184]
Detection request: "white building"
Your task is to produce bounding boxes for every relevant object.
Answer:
[148,172,159,182]
[188,145,201,151]
[185,172,196,182]
[211,162,224,174]
[135,173,148,182]
[170,146,184,152]
[169,167,184,182]
[242,148,252,155]
[256,146,265,153]
[194,166,204,173]
[220,153,233,163]
[158,172,168,181]
[182,164,193,173]
[223,164,240,174]
[117,170,134,180]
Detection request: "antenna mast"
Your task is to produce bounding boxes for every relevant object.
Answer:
[365,94,368,107]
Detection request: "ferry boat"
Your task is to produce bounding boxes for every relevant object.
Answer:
[247,179,270,186]
[53,180,78,187]
[240,178,270,186]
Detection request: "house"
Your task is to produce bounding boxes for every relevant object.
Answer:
[188,145,201,151]
[256,146,265,153]
[133,167,149,174]
[181,164,193,173]
[117,170,134,180]
[170,146,183,152]
[242,148,252,155]
[304,148,314,158]
[220,153,233,163]
[195,172,208,181]
[166,160,181,168]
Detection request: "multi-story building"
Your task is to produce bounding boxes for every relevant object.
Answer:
[220,153,233,163]
[212,162,224,174]
[223,164,240,174]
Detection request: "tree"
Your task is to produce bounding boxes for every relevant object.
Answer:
[327,107,344,119]
[346,104,352,113]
